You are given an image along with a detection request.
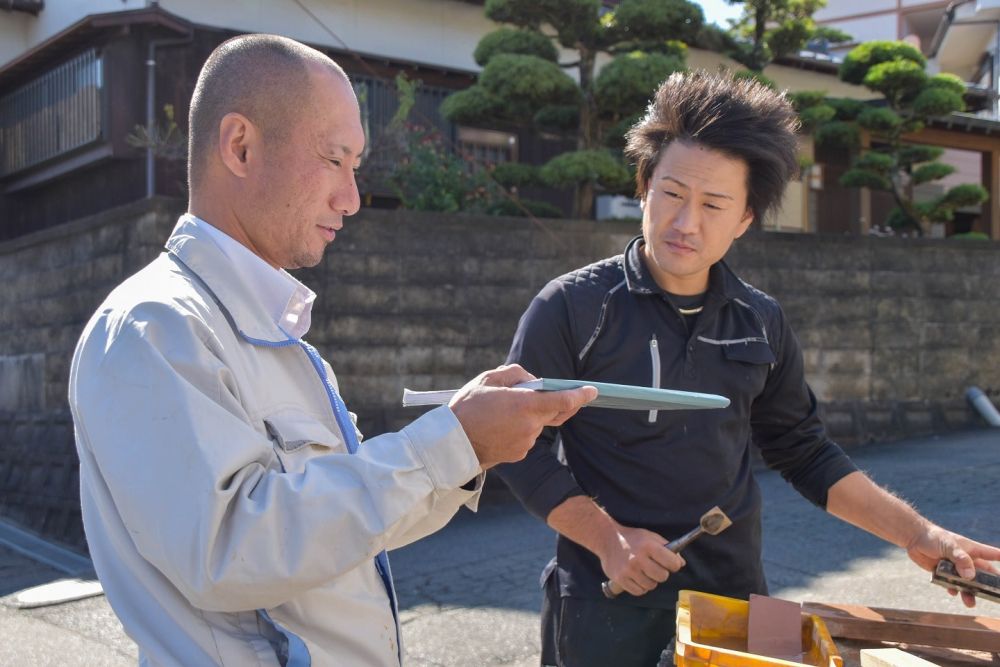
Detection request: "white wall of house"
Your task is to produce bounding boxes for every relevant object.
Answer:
[686,48,878,101]
[827,14,901,45]
[0,0,497,73]
[160,0,494,71]
[814,0,895,23]
[0,0,152,68]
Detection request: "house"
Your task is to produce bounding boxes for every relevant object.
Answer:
[814,0,949,55]
[815,0,1000,238]
[4,0,999,243]
[0,0,551,240]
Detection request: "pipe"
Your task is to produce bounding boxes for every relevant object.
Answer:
[967,386,1000,427]
[928,0,976,58]
[145,35,193,198]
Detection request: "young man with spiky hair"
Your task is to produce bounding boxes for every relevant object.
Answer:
[497,71,999,667]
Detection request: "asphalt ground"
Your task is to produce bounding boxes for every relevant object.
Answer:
[1,428,998,666]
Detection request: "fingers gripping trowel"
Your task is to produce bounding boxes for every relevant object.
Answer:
[601,506,733,599]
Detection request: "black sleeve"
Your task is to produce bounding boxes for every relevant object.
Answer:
[751,306,858,509]
[494,280,587,522]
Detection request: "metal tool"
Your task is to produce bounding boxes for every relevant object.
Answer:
[931,559,1000,604]
[601,506,732,599]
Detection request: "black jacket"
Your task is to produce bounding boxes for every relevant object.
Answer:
[496,236,857,608]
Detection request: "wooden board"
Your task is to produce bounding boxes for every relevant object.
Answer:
[860,647,942,667]
[803,603,1000,653]
[837,639,999,667]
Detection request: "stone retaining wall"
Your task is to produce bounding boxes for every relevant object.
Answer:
[2,197,997,547]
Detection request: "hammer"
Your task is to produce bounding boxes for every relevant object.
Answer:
[601,506,733,599]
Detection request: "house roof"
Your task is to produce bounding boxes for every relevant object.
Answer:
[931,110,1000,135]
[0,6,192,91]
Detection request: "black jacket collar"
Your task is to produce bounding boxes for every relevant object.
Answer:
[623,235,751,303]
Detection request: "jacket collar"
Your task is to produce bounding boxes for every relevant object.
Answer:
[164,215,298,344]
[623,235,753,303]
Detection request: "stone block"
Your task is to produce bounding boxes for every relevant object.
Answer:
[88,252,123,286]
[817,408,857,441]
[861,409,896,436]
[819,373,869,401]
[872,320,922,349]
[326,283,400,313]
[795,322,871,350]
[432,346,466,375]
[901,406,934,433]
[872,296,924,322]
[870,270,924,297]
[395,284,457,314]
[0,355,45,411]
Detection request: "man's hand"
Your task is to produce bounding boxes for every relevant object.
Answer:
[828,471,1000,608]
[449,364,597,469]
[598,525,686,597]
[905,524,1000,608]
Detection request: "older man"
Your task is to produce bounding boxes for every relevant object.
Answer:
[68,34,594,666]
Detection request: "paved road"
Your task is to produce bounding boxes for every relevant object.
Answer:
[1,429,998,666]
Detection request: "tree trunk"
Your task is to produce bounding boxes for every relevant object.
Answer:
[751,3,769,71]
[575,182,595,220]
[889,169,924,236]
[574,46,599,219]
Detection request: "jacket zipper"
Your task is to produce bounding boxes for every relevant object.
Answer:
[649,335,660,423]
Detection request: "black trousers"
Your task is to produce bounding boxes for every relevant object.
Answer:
[540,566,675,667]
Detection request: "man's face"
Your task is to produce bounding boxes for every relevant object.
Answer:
[245,66,365,270]
[640,141,753,295]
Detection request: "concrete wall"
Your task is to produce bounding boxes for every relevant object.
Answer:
[1,197,998,548]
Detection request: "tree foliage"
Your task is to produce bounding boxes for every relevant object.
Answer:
[442,0,698,218]
[816,41,987,234]
[724,0,850,72]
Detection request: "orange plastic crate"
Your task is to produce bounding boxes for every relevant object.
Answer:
[675,590,843,667]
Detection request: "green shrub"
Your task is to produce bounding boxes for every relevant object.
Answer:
[474,27,559,66]
[839,40,925,85]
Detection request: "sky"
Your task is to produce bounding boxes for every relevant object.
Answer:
[697,0,743,27]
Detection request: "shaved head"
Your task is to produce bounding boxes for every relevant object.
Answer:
[187,33,349,189]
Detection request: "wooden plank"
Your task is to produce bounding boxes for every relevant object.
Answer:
[838,639,998,667]
[860,647,941,667]
[802,603,1000,653]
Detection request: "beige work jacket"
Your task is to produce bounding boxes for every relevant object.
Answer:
[69,217,482,665]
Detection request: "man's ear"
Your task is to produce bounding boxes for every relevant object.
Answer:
[734,207,754,239]
[217,112,257,178]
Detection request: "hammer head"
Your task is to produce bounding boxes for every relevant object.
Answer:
[699,506,733,535]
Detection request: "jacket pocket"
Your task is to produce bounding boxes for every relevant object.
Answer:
[720,341,776,366]
[716,341,775,400]
[263,412,346,473]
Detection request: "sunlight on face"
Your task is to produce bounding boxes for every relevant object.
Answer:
[640,141,753,295]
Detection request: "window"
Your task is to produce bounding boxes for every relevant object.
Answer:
[0,48,104,178]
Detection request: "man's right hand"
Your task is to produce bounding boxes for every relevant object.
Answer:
[598,524,686,597]
[448,364,597,469]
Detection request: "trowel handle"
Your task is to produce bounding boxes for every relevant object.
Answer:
[601,527,703,599]
[665,525,705,553]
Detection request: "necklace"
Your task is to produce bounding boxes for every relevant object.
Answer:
[678,305,704,316]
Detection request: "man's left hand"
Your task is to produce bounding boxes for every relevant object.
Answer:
[905,525,1000,607]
